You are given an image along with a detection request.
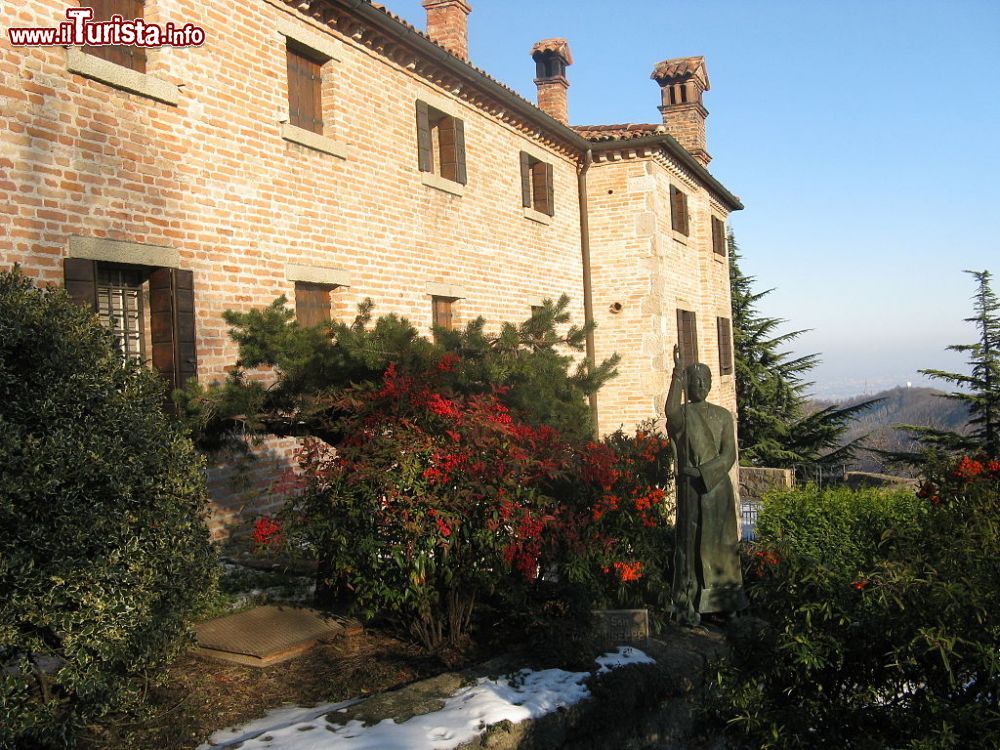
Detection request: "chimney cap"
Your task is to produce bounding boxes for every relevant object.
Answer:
[530,38,573,65]
[651,56,709,90]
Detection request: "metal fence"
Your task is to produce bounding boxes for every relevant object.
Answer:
[741,501,760,542]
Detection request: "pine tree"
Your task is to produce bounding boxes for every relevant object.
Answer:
[902,270,1000,460]
[729,232,876,467]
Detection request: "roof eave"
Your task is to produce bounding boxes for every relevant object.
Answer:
[336,0,743,211]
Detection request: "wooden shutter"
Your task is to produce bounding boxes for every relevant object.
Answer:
[416,100,433,172]
[519,152,532,207]
[432,296,453,332]
[287,46,323,134]
[438,116,466,184]
[150,268,198,391]
[671,185,689,235]
[452,117,467,185]
[717,316,733,375]
[712,217,726,256]
[676,308,698,369]
[85,0,145,72]
[63,257,98,311]
[543,162,554,216]
[530,161,555,216]
[295,282,331,327]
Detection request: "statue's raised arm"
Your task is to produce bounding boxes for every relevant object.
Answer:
[665,344,684,422]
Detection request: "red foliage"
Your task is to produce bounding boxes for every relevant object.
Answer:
[251,516,283,547]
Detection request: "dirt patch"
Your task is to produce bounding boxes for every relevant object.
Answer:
[81,629,483,750]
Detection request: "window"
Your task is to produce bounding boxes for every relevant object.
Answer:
[286,43,324,135]
[295,281,332,327]
[416,100,467,186]
[717,316,733,375]
[64,257,197,390]
[670,185,689,236]
[712,216,726,257]
[431,296,455,340]
[97,265,145,361]
[676,308,698,369]
[520,152,554,217]
[82,0,146,73]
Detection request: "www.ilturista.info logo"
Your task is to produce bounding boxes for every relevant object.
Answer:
[7,7,205,48]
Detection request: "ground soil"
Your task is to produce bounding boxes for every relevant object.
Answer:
[81,628,484,750]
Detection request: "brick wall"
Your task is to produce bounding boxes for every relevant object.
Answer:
[1,0,740,534]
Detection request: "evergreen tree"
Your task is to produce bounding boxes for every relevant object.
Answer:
[728,232,876,467]
[901,270,1000,460]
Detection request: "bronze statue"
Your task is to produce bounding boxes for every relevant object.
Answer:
[666,345,746,625]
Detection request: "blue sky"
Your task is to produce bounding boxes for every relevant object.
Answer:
[389,0,1000,399]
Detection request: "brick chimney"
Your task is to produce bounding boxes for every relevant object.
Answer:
[651,56,711,165]
[531,38,573,125]
[422,0,472,62]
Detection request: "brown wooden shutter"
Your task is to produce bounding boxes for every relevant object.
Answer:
[85,0,145,72]
[671,186,689,235]
[416,100,432,172]
[543,162,554,216]
[432,297,453,332]
[150,268,198,391]
[63,257,98,311]
[520,152,532,208]
[452,117,467,185]
[712,217,726,256]
[676,308,698,369]
[295,282,331,327]
[717,316,733,375]
[287,46,323,134]
[438,116,466,184]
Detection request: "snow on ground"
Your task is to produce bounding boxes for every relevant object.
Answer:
[199,646,655,750]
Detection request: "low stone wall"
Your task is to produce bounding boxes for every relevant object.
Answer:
[843,471,919,490]
[738,466,794,502]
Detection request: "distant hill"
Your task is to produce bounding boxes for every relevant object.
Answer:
[809,386,971,475]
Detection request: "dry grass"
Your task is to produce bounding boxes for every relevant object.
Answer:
[82,629,479,750]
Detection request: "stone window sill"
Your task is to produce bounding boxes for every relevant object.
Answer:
[421,172,465,197]
[523,207,553,225]
[671,230,689,246]
[66,47,179,105]
[280,123,348,159]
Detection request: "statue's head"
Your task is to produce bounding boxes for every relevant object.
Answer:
[684,363,712,403]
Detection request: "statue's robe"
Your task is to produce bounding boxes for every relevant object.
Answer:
[667,400,746,614]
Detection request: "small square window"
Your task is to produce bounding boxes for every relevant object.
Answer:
[520,152,554,217]
[416,101,467,185]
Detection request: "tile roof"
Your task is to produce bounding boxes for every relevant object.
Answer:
[572,124,666,141]
[650,56,710,90]
[530,38,573,65]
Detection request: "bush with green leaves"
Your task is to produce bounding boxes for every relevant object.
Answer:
[705,472,1000,748]
[0,270,216,748]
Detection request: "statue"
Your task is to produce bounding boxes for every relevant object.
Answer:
[665,345,746,625]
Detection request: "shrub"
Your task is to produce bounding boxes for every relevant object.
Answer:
[272,355,674,651]
[0,270,216,748]
[706,472,1000,748]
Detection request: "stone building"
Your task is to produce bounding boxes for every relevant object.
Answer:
[1,0,742,536]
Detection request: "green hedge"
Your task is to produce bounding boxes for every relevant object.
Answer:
[0,270,216,748]
[705,477,1000,748]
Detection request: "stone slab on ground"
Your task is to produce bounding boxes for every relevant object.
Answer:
[193,605,361,667]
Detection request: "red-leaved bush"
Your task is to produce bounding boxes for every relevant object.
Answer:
[272,356,673,650]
